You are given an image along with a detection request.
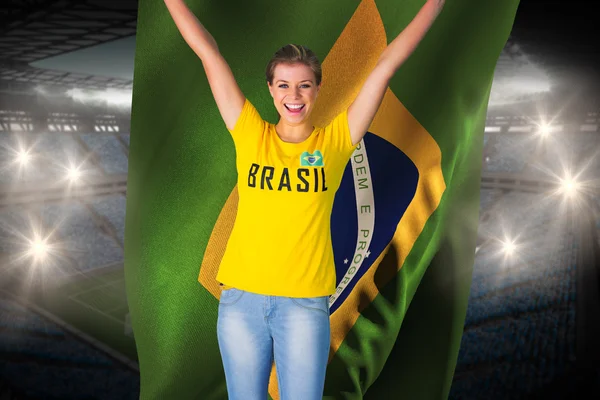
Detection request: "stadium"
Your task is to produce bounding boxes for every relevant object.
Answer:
[0,1,598,399]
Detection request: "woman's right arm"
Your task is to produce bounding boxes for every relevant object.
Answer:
[164,0,245,130]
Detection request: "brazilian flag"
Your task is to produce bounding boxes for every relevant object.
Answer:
[126,0,520,398]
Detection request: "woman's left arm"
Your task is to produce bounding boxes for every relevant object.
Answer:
[348,0,445,146]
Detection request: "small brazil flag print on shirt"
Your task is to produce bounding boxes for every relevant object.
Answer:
[300,150,324,167]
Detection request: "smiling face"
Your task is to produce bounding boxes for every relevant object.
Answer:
[268,62,320,126]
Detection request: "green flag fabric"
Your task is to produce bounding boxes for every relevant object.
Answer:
[125,0,519,398]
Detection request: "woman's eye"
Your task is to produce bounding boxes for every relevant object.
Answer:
[278,84,311,89]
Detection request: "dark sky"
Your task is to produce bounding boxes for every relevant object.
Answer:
[510,0,599,71]
[27,0,600,84]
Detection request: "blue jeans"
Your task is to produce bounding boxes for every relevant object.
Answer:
[217,287,331,400]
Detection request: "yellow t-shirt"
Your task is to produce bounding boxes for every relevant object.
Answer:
[216,99,358,297]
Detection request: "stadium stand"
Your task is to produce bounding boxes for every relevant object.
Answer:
[1,3,599,397]
[3,110,595,398]
[483,133,537,173]
[86,195,127,247]
[39,202,124,273]
[0,294,139,399]
[450,191,579,399]
[524,130,600,181]
[79,134,129,175]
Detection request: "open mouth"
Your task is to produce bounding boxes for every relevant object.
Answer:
[284,104,305,112]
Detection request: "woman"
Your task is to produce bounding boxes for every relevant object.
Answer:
[164,1,445,399]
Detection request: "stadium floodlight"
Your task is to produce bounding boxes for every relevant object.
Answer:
[31,237,49,260]
[104,88,132,107]
[559,176,579,197]
[66,88,86,102]
[67,166,82,183]
[16,149,31,166]
[538,123,551,137]
[65,87,132,108]
[501,239,516,256]
[22,234,52,264]
[488,61,552,108]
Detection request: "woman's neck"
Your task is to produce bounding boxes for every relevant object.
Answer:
[275,120,315,143]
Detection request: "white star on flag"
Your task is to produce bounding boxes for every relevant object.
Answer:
[365,250,371,258]
[343,258,349,264]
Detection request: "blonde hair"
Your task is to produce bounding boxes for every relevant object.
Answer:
[265,44,322,86]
